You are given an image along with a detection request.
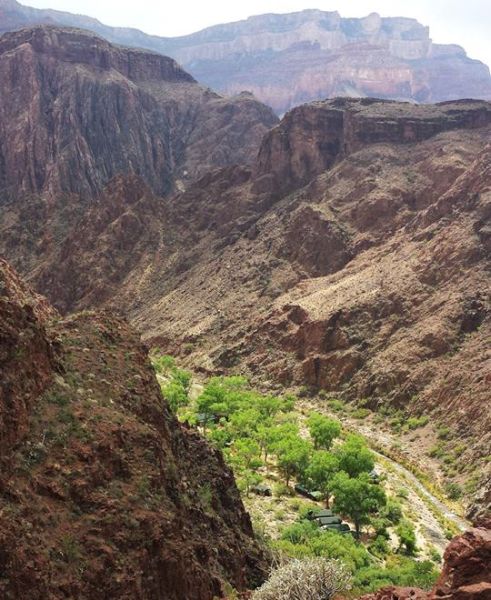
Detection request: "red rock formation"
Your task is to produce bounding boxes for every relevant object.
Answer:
[0,258,56,459]
[255,97,491,195]
[1,4,490,114]
[0,25,277,200]
[0,259,267,598]
[433,519,491,599]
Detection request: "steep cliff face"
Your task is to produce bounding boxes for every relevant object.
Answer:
[1,3,490,114]
[0,259,266,599]
[0,25,277,201]
[255,98,491,194]
[0,258,56,459]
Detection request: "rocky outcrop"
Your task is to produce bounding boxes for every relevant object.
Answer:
[433,519,491,599]
[361,520,491,599]
[0,25,277,201]
[255,98,491,195]
[0,259,266,599]
[0,258,56,459]
[1,4,490,114]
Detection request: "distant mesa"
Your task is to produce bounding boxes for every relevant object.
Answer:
[0,3,490,113]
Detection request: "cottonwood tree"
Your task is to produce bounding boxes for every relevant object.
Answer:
[332,472,386,538]
[275,436,311,487]
[334,435,374,478]
[306,450,340,507]
[307,413,341,450]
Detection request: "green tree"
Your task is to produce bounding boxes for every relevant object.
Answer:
[196,375,249,426]
[237,469,262,497]
[269,422,300,452]
[332,472,386,538]
[255,395,283,418]
[233,438,262,470]
[307,413,341,450]
[152,354,175,373]
[172,368,192,393]
[275,436,311,487]
[396,520,418,556]
[230,408,262,437]
[253,421,274,463]
[335,435,374,478]
[305,450,340,507]
[207,426,232,449]
[162,380,188,412]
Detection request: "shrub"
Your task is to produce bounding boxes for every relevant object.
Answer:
[429,547,442,563]
[352,408,371,420]
[152,354,175,373]
[437,425,451,440]
[396,520,418,556]
[353,557,438,594]
[280,520,318,544]
[396,487,409,499]
[406,416,429,430]
[327,399,344,412]
[444,482,463,500]
[274,483,294,498]
[382,499,403,525]
[369,535,390,558]
[251,558,351,600]
[277,525,371,572]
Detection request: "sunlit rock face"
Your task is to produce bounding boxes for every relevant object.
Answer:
[166,10,491,114]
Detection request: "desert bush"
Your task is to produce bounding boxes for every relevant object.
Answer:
[251,558,351,600]
[396,520,418,555]
[406,416,429,430]
[444,481,463,500]
[352,408,371,420]
[353,557,438,594]
[327,399,344,412]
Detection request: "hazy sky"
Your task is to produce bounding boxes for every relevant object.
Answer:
[25,0,491,68]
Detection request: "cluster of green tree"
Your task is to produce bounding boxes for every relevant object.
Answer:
[275,519,438,595]
[150,364,434,595]
[173,375,390,539]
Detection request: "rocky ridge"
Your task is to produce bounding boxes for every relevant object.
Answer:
[0,25,277,201]
[0,257,266,599]
[1,2,490,113]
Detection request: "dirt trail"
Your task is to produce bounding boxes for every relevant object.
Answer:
[374,449,469,532]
